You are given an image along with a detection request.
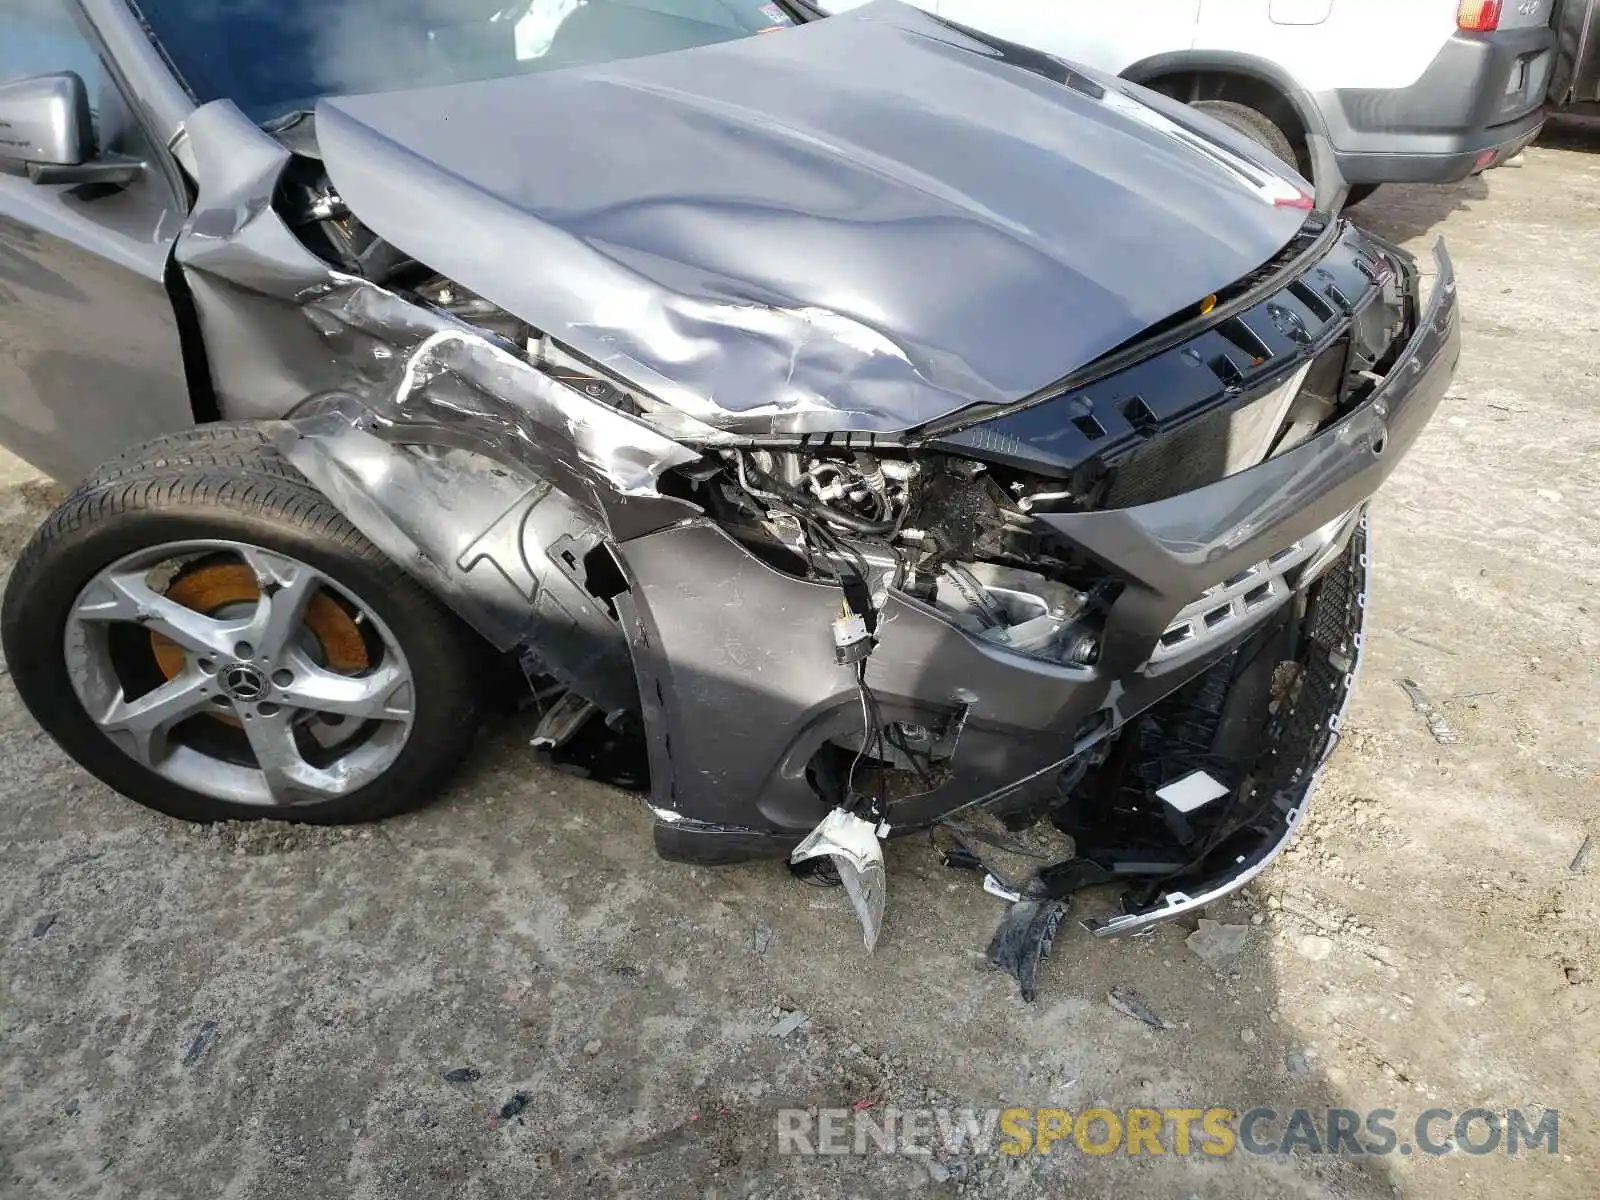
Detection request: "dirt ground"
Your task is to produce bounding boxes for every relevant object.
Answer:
[2,124,1598,1200]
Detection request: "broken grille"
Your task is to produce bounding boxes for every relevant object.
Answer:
[1151,510,1356,664]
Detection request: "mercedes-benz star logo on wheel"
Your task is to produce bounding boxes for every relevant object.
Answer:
[221,664,267,702]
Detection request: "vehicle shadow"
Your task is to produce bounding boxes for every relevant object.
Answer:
[1347,175,1490,246]
[1537,111,1600,151]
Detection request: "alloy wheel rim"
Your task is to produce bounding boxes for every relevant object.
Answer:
[63,540,416,807]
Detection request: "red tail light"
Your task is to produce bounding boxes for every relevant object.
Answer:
[1457,0,1501,31]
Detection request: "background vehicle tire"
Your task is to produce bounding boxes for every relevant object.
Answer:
[1189,98,1301,171]
[2,444,485,825]
[1188,97,1377,212]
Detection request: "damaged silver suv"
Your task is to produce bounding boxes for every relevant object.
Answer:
[0,0,1457,987]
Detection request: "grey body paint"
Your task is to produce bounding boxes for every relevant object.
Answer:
[173,102,347,422]
[627,245,1456,874]
[312,2,1311,437]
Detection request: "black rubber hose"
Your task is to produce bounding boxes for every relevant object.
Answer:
[740,461,898,536]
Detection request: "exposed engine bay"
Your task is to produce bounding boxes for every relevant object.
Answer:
[703,447,1104,667]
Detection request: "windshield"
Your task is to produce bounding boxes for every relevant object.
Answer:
[129,0,802,123]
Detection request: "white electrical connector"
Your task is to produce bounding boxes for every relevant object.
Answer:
[832,612,873,665]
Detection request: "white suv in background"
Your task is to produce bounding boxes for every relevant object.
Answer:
[828,0,1557,208]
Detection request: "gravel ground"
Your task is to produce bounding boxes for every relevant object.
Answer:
[2,127,1597,1200]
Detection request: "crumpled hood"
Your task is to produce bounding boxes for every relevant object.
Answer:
[315,1,1310,436]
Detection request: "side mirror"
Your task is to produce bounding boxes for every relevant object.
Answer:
[0,72,93,166]
[0,71,142,186]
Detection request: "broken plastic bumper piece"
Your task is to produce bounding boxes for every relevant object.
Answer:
[978,512,1369,999]
[790,807,888,952]
[1082,511,1370,937]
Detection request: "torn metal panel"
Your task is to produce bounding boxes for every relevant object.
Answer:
[262,278,701,703]
[274,282,702,551]
[312,2,1309,436]
[173,100,362,421]
[175,101,331,297]
[172,101,703,520]
[168,99,701,531]
[298,279,701,523]
[169,96,702,679]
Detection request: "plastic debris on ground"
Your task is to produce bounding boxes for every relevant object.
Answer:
[936,812,1072,894]
[1571,834,1593,874]
[939,813,1077,1001]
[499,1092,531,1119]
[986,899,1070,1003]
[1397,678,1461,745]
[767,1010,811,1038]
[182,1019,220,1066]
[1107,985,1171,1030]
[442,1067,481,1083]
[1185,918,1251,962]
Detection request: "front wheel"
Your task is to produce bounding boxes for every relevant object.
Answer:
[2,441,484,824]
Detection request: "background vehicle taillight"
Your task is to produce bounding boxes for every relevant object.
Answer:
[1457,0,1501,31]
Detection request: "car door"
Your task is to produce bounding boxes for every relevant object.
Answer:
[0,0,195,483]
[928,0,1202,73]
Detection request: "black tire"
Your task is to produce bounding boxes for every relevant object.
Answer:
[1189,98,1301,173]
[1344,184,1380,208]
[2,452,485,825]
[77,422,304,490]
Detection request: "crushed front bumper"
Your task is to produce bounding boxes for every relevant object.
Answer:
[619,241,1459,901]
[1083,509,1369,935]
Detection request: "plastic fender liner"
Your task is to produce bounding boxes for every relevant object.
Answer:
[275,413,641,713]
